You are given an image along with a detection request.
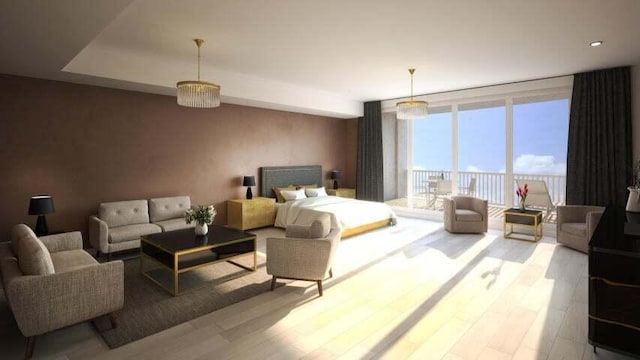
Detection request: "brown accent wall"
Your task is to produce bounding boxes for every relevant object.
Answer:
[0,74,357,244]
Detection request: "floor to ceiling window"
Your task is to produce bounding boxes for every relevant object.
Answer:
[389,76,573,219]
[513,97,570,206]
[411,107,453,196]
[458,102,506,204]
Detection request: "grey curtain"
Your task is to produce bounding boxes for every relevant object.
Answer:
[566,67,632,207]
[356,101,384,201]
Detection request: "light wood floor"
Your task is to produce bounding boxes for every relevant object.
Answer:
[0,217,633,360]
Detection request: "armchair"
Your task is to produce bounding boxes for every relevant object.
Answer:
[266,212,340,296]
[443,196,488,233]
[556,205,605,253]
[0,224,124,358]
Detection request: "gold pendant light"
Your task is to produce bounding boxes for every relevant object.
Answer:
[396,68,428,119]
[176,39,221,108]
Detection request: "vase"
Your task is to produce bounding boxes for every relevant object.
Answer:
[195,223,208,235]
[518,199,526,212]
[626,187,640,213]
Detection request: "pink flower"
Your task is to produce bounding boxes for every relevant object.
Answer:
[516,183,528,200]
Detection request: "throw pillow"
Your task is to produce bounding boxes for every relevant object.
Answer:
[273,186,295,203]
[281,189,307,201]
[16,226,55,275]
[295,183,318,190]
[309,213,331,238]
[305,187,328,197]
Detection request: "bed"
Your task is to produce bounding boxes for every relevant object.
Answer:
[260,165,396,237]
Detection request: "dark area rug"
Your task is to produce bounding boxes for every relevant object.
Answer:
[95,254,275,348]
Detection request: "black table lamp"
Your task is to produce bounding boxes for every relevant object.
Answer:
[28,195,55,236]
[330,170,341,190]
[243,176,256,199]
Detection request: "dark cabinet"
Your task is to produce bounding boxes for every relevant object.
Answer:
[589,206,640,358]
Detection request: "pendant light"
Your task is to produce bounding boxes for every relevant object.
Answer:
[176,38,221,108]
[396,68,428,119]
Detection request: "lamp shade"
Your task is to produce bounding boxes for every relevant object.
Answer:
[330,170,341,180]
[28,196,55,215]
[243,176,256,187]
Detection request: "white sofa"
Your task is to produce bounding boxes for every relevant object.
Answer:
[89,196,194,260]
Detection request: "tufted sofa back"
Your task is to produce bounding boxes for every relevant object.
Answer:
[99,200,150,228]
[148,196,191,223]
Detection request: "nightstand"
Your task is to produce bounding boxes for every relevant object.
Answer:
[326,188,356,199]
[227,197,276,230]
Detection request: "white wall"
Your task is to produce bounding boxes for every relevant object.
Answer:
[632,64,640,162]
[382,112,397,201]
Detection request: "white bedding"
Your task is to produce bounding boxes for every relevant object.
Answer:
[274,196,396,231]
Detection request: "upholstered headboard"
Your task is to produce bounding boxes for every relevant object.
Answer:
[260,165,323,198]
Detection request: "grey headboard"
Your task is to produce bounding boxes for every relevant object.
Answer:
[260,165,323,198]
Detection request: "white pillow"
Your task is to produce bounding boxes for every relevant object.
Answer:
[305,186,328,197]
[281,189,307,201]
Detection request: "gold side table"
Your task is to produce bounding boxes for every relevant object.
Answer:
[227,197,276,230]
[326,188,356,199]
[504,208,543,242]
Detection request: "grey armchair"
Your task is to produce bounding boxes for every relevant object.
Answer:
[556,205,605,253]
[0,224,124,358]
[266,212,340,296]
[443,196,488,233]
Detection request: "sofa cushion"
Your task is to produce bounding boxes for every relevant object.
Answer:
[108,224,162,244]
[149,196,191,223]
[455,209,482,222]
[561,222,586,238]
[13,225,55,275]
[99,200,150,228]
[154,218,195,232]
[50,249,98,273]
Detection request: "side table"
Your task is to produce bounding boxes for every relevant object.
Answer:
[227,197,276,230]
[327,188,356,199]
[503,208,543,241]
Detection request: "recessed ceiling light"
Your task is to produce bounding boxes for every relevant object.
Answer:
[590,41,604,47]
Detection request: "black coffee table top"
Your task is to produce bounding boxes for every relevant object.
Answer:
[141,226,256,254]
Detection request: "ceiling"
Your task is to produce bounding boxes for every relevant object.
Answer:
[1,0,639,118]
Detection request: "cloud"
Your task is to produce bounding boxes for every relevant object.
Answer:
[513,154,566,175]
[465,165,484,172]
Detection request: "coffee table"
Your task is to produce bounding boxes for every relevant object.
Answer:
[503,208,543,242]
[140,226,257,296]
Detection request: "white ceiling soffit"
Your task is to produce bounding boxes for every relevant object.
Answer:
[3,1,640,119]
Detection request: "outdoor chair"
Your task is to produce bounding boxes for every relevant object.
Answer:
[430,179,452,209]
[515,179,556,218]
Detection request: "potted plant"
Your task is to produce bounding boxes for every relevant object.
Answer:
[185,205,216,235]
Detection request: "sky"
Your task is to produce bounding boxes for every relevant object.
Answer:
[412,99,569,175]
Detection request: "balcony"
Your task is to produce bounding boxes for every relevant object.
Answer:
[385,169,566,224]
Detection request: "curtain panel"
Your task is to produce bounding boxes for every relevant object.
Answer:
[566,67,632,207]
[356,101,384,201]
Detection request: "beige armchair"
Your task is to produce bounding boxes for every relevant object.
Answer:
[0,225,124,358]
[443,196,488,233]
[266,212,340,296]
[556,205,605,253]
